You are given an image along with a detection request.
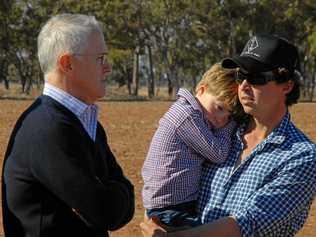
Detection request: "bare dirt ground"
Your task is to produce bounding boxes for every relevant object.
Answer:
[0,100,315,237]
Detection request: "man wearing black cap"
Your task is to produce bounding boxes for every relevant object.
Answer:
[140,35,316,237]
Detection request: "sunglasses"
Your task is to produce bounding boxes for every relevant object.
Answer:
[236,70,276,85]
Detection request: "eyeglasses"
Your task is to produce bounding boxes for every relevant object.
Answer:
[236,70,276,85]
[73,53,108,66]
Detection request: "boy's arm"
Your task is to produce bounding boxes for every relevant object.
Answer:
[176,111,235,163]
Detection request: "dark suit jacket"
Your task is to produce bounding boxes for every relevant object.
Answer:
[2,95,135,237]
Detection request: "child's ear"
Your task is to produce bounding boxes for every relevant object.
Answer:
[196,85,206,96]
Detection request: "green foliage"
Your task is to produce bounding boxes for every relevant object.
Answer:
[0,0,315,99]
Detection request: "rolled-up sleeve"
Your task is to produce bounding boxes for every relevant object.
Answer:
[234,153,316,237]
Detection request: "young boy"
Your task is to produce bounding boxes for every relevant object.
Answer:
[142,63,244,228]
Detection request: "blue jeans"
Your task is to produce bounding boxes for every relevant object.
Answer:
[146,201,201,228]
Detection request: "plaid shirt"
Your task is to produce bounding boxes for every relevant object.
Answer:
[142,88,235,209]
[43,83,98,141]
[198,112,316,237]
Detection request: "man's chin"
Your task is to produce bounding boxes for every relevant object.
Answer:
[243,106,256,116]
[98,90,106,99]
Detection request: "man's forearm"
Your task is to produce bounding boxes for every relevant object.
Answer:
[169,216,241,237]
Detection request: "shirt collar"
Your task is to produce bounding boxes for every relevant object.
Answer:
[177,88,203,113]
[237,112,290,145]
[265,111,290,144]
[43,83,98,118]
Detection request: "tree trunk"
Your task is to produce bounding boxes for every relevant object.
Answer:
[1,3,11,90]
[227,9,237,56]
[127,67,132,95]
[147,45,155,98]
[124,65,132,95]
[155,71,161,97]
[171,69,179,99]
[309,59,316,101]
[15,53,27,93]
[18,65,27,93]
[0,59,10,89]
[132,46,140,96]
[4,78,9,90]
[25,67,33,95]
[302,54,308,99]
[166,72,173,99]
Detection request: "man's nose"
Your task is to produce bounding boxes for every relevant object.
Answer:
[103,63,112,75]
[239,79,251,90]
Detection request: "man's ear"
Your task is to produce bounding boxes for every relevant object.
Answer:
[283,80,294,95]
[58,53,72,73]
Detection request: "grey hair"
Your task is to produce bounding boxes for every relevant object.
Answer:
[37,13,104,77]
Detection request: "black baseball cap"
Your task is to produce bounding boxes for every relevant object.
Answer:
[221,34,300,74]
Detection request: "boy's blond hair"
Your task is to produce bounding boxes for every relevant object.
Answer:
[196,63,246,122]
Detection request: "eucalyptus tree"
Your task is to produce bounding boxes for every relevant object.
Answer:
[0,0,13,89]
[1,0,66,94]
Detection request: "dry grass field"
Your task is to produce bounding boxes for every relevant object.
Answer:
[0,100,315,237]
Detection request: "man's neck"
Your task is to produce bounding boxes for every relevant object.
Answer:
[45,73,94,105]
[239,108,287,162]
[247,107,287,140]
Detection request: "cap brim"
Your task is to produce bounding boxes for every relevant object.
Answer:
[222,56,274,74]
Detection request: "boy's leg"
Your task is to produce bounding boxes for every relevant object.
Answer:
[146,201,201,228]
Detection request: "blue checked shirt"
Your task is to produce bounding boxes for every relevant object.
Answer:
[142,88,235,209]
[43,83,98,141]
[198,112,316,237]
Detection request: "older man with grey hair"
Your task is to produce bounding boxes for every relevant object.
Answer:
[2,13,134,237]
